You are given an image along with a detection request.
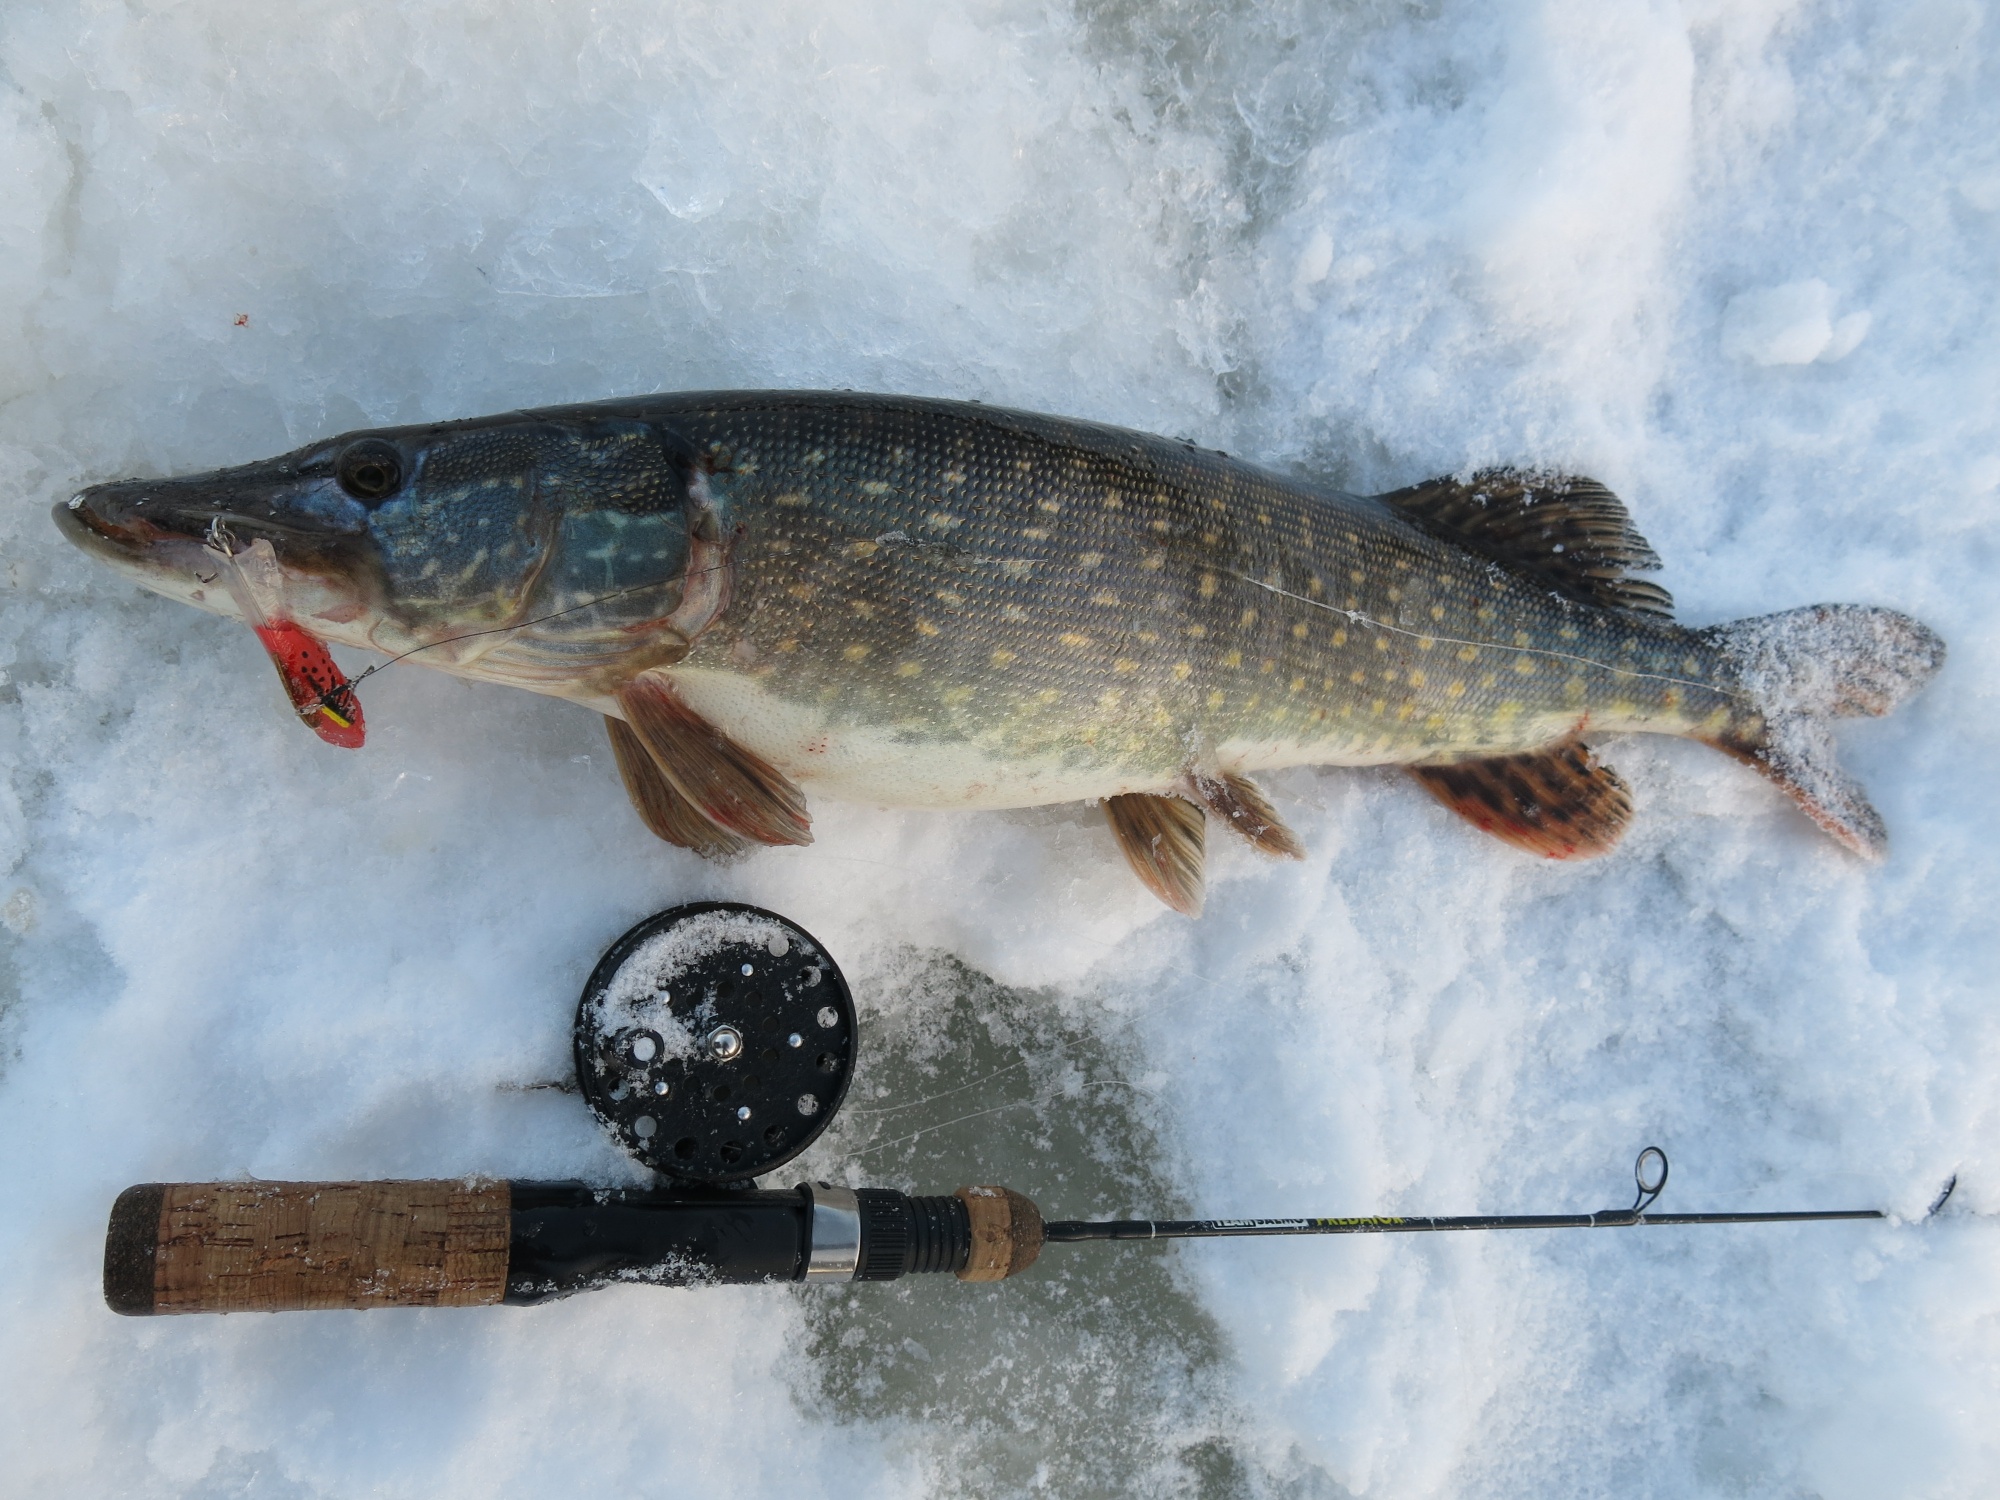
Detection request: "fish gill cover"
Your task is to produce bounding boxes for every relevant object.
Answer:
[0,2,1995,1498]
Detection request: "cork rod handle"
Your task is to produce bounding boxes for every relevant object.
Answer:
[104,1181,512,1315]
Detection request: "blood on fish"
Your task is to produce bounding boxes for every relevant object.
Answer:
[250,619,365,748]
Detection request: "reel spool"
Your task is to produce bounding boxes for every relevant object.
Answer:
[573,902,856,1184]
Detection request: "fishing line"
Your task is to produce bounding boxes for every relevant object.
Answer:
[286,565,729,715]
[853,1076,1156,1159]
[841,1058,1032,1118]
[1228,570,1752,703]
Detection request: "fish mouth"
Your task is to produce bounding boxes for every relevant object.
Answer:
[56,469,366,567]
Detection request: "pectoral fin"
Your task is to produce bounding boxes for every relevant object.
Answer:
[615,673,812,848]
[1191,772,1305,859]
[1104,793,1205,917]
[604,715,749,858]
[1410,739,1631,859]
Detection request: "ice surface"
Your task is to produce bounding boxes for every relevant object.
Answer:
[3,1,1997,1496]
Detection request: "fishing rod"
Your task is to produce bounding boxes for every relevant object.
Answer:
[100,905,1906,1317]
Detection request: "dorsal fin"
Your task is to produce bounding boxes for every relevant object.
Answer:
[1103,793,1205,917]
[1375,469,1674,618]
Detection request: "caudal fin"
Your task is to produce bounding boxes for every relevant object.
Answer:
[1702,605,1945,858]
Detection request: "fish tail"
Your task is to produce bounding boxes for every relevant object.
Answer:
[1700,604,1945,857]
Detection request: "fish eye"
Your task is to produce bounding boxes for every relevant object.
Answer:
[335,440,404,502]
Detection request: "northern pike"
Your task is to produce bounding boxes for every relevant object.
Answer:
[57,392,1944,914]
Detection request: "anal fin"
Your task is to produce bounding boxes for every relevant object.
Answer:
[616,673,812,848]
[604,715,749,859]
[1191,772,1305,860]
[1410,738,1631,859]
[1105,793,1205,917]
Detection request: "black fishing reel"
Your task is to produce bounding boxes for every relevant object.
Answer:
[573,902,857,1184]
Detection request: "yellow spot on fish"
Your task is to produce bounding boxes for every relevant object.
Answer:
[1293,622,1310,639]
[895,660,922,677]
[1260,659,1275,674]
[915,618,940,636]
[1223,649,1242,668]
[1199,573,1218,598]
[805,450,825,465]
[943,470,965,486]
[1136,628,1159,644]
[927,511,961,531]
[1078,551,1104,569]
[942,686,973,705]
[1373,636,1389,653]
[788,583,817,601]
[1000,560,1035,579]
[1038,688,1060,703]
[1173,662,1192,680]
[1239,608,1258,628]
[1349,569,1364,583]
[1114,658,1138,674]
[844,643,871,662]
[1037,497,1061,513]
[1142,552,1165,571]
[861,481,890,497]
[1332,628,1347,647]
[1683,656,1703,675]
[1151,518,1172,534]
[775,491,809,507]
[1103,490,1125,510]
[1022,527,1050,541]
[1417,637,1435,652]
[1098,690,1123,709]
[1430,605,1445,622]
[1060,632,1092,650]
[936,589,964,606]
[852,601,876,621]
[1387,586,1402,603]
[1481,673,1499,689]
[1513,657,1538,675]
[848,540,879,558]
[1207,690,1226,708]
[1559,625,1579,641]
[1446,680,1466,699]
[1187,623,1207,639]
[1092,589,1121,607]
[777,639,799,653]
[991,648,1017,667]
[1457,645,1479,662]
[1514,631,1533,647]
[1408,669,1426,688]
[1350,669,1366,685]
[1290,676,1306,693]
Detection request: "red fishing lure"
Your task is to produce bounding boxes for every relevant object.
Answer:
[211,534,366,748]
[250,618,365,748]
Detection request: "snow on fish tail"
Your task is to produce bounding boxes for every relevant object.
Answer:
[1699,604,1946,858]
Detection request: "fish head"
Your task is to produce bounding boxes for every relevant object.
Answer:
[56,413,698,662]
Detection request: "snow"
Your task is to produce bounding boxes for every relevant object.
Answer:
[2,1,1996,1496]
